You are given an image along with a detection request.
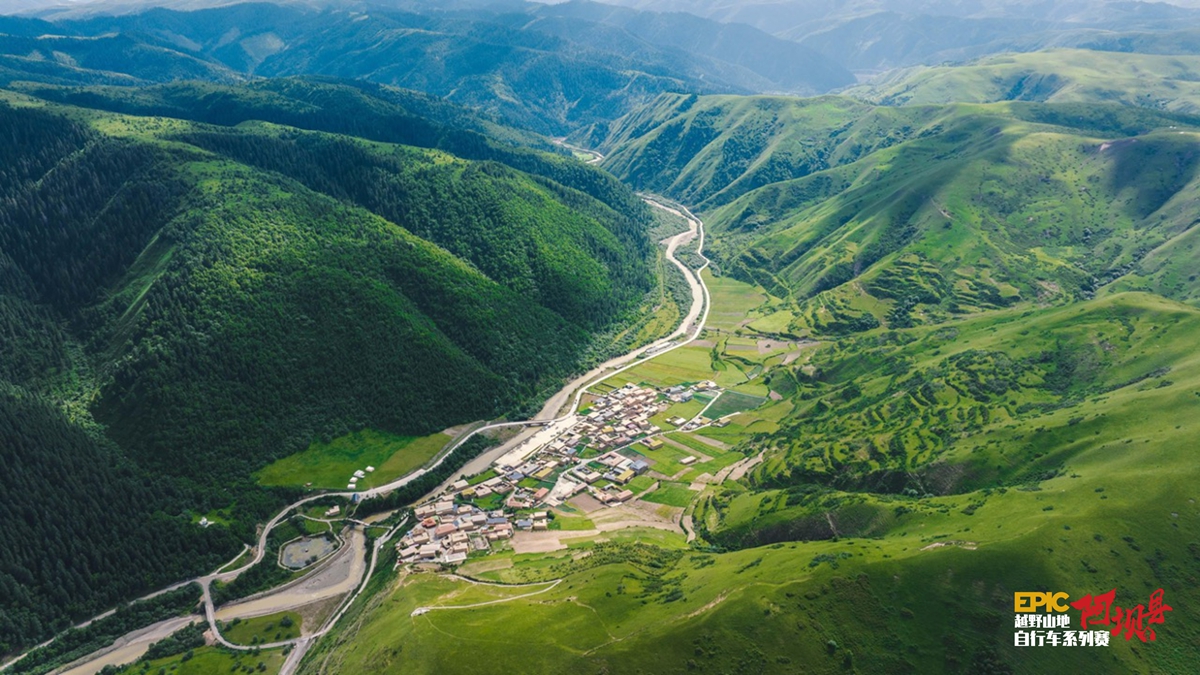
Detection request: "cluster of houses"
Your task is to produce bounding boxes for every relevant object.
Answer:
[471,382,724,510]
[394,381,731,567]
[346,465,375,490]
[396,499,519,565]
[667,414,729,433]
[572,384,668,452]
[569,450,651,504]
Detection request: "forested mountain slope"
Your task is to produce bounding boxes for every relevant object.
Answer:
[0,1,854,133]
[0,87,652,654]
[13,77,645,215]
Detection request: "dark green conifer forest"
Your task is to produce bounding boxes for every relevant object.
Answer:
[0,90,653,654]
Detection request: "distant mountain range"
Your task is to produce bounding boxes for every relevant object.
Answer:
[845,49,1200,114]
[603,0,1200,72]
[0,0,855,133]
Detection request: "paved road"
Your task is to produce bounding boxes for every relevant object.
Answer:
[18,196,710,675]
[552,139,605,165]
[533,197,710,422]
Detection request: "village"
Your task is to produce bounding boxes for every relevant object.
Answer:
[395,380,731,565]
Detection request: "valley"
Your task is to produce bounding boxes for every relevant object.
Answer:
[4,1,1200,674]
[284,95,1200,673]
[5,197,711,675]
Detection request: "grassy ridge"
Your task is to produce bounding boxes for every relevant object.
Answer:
[702,102,1200,336]
[300,295,1200,674]
[845,49,1200,114]
[304,90,1200,673]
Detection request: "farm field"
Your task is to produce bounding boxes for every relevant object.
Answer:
[748,309,796,334]
[628,441,699,478]
[648,397,708,428]
[604,344,770,395]
[256,429,452,489]
[549,514,595,531]
[701,269,769,332]
[702,390,767,419]
[693,412,782,444]
[641,482,696,507]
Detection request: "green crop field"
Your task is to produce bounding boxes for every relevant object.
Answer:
[663,432,726,456]
[748,309,797,334]
[257,429,451,490]
[549,514,595,531]
[702,390,768,419]
[635,440,701,478]
[640,482,697,507]
[648,398,708,428]
[627,475,656,494]
[605,346,716,389]
[702,270,770,332]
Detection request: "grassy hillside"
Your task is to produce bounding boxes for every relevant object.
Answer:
[585,93,950,209]
[299,291,1200,674]
[601,100,1198,339]
[296,90,1200,673]
[708,103,1200,334]
[846,49,1200,114]
[0,89,653,654]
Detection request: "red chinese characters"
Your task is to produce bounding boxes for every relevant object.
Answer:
[1071,588,1172,642]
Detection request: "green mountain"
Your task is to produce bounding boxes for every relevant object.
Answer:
[291,90,1200,674]
[583,92,933,209]
[603,0,1200,72]
[0,85,652,654]
[0,1,853,134]
[520,0,852,94]
[0,31,242,86]
[297,287,1200,675]
[598,93,1200,335]
[846,49,1200,114]
[11,77,644,208]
